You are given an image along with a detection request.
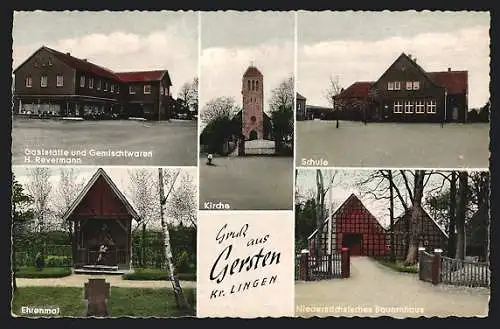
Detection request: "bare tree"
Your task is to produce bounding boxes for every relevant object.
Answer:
[128,169,159,231]
[314,169,336,259]
[404,170,425,265]
[456,171,468,260]
[166,172,197,229]
[26,167,52,233]
[323,75,343,109]
[200,96,237,124]
[269,75,294,111]
[177,77,198,113]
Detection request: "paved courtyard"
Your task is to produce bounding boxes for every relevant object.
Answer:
[12,118,197,166]
[296,121,490,168]
[295,257,490,318]
[199,155,294,210]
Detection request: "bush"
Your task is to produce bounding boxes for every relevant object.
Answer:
[16,267,72,278]
[174,250,190,273]
[35,252,45,271]
[45,255,72,268]
[123,268,196,281]
[378,259,419,273]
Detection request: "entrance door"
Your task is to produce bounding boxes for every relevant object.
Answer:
[452,107,459,121]
[249,130,258,140]
[342,234,363,256]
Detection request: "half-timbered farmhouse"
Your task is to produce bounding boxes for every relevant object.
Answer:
[308,194,389,257]
[333,53,468,123]
[13,46,174,120]
[63,168,140,270]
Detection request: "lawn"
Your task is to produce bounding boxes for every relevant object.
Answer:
[296,120,490,168]
[12,118,197,166]
[12,286,196,317]
[123,268,196,281]
[377,259,419,273]
[15,267,72,278]
[199,155,293,210]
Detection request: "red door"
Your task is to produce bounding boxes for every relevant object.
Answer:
[343,234,363,256]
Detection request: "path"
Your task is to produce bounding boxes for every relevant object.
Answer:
[16,274,197,289]
[295,257,489,318]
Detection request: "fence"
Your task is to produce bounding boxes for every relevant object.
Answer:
[297,248,350,281]
[418,248,490,288]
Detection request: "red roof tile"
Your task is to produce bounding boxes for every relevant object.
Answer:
[243,66,263,77]
[115,70,168,83]
[428,71,468,95]
[337,81,374,99]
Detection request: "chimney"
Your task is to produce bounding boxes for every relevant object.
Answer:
[414,57,417,63]
[83,59,87,62]
[448,67,451,72]
[408,54,412,60]
[66,52,71,56]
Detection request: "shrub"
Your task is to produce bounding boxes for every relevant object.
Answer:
[16,267,72,278]
[45,255,72,268]
[174,250,190,273]
[123,268,196,281]
[35,252,45,271]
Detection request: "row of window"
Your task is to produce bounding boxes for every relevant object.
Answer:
[79,76,120,94]
[393,99,437,114]
[388,80,420,91]
[247,79,260,91]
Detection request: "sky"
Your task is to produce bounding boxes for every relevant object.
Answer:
[297,11,491,108]
[295,168,488,229]
[200,11,294,115]
[12,166,197,229]
[12,11,198,97]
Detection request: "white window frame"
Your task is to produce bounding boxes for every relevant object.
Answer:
[393,100,403,113]
[164,87,169,96]
[117,86,120,94]
[415,100,425,113]
[144,84,152,95]
[97,80,101,90]
[56,75,64,87]
[160,86,164,96]
[25,76,32,88]
[89,78,94,89]
[413,81,420,90]
[427,100,437,114]
[111,84,115,93]
[394,81,401,90]
[104,82,108,91]
[404,100,414,113]
[40,75,48,87]
[129,85,136,95]
[80,76,85,87]
[387,82,394,91]
[406,81,413,90]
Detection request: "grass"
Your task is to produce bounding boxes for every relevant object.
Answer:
[378,259,419,273]
[12,286,196,317]
[122,268,196,281]
[15,267,72,278]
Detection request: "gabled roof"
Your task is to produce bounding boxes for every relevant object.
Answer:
[296,92,306,100]
[428,71,468,95]
[116,70,171,85]
[243,66,263,77]
[307,194,385,240]
[336,81,374,99]
[394,206,448,238]
[62,168,140,221]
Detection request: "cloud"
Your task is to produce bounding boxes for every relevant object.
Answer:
[12,28,198,97]
[200,41,294,113]
[298,25,490,108]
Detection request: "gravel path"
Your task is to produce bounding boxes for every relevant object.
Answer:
[295,257,489,318]
[296,121,489,168]
[16,274,197,289]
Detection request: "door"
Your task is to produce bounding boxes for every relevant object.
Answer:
[342,234,363,256]
[452,107,459,121]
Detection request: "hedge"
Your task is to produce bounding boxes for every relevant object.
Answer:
[15,267,72,278]
[123,268,196,281]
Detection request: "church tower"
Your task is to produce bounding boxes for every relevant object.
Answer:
[241,64,264,140]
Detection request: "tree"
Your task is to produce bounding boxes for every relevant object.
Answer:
[404,170,425,265]
[269,76,294,152]
[456,171,468,260]
[26,168,52,234]
[12,174,35,291]
[323,75,343,109]
[177,77,198,114]
[313,169,336,259]
[200,96,237,124]
[166,172,197,229]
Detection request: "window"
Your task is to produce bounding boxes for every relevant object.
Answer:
[25,76,32,88]
[110,84,114,93]
[104,82,108,91]
[413,81,420,90]
[404,100,414,113]
[117,86,120,94]
[427,100,437,114]
[387,82,394,90]
[256,80,259,91]
[415,100,425,113]
[97,80,101,90]
[160,86,164,95]
[56,75,64,87]
[129,85,136,94]
[144,84,152,94]
[394,81,401,90]
[164,87,169,96]
[40,75,48,87]
[248,80,251,91]
[89,78,94,89]
[80,76,85,87]
[393,100,403,113]
[406,81,413,90]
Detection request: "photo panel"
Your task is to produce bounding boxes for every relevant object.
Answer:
[294,168,490,318]
[197,210,295,317]
[199,11,295,211]
[295,11,490,168]
[11,165,197,318]
[12,11,199,167]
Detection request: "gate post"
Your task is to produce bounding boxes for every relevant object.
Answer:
[418,247,426,281]
[299,249,309,281]
[341,247,350,278]
[432,248,443,285]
